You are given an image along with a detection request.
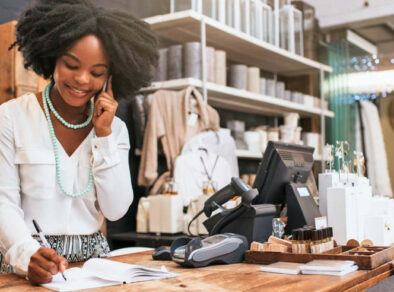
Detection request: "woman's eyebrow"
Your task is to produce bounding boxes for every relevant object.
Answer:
[64,53,108,68]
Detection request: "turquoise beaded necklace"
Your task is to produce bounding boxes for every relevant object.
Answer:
[42,83,94,198]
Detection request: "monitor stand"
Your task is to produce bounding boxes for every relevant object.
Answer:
[285,182,321,234]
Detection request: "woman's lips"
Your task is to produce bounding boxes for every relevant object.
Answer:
[65,84,90,98]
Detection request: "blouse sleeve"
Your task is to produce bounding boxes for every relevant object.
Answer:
[91,120,133,221]
[0,103,41,276]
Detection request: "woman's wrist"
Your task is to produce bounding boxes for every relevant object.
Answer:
[94,128,112,137]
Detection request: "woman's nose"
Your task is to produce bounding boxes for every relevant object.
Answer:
[74,71,90,85]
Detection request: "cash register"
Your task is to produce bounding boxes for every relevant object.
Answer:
[203,141,322,243]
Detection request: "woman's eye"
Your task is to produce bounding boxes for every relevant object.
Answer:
[92,72,104,78]
[65,62,78,70]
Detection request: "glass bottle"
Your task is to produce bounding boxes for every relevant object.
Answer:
[279,4,303,55]
[162,177,178,195]
[171,0,202,14]
[261,1,273,43]
[249,0,262,39]
[291,229,299,253]
[226,0,241,31]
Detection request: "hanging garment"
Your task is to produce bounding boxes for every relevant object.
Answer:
[181,130,239,177]
[359,101,393,197]
[138,87,220,187]
[174,149,232,206]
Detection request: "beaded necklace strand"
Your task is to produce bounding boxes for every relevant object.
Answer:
[42,83,93,198]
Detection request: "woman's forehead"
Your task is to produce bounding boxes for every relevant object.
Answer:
[63,34,109,66]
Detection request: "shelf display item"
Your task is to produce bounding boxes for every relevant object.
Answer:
[168,44,183,79]
[279,125,295,143]
[283,112,299,128]
[284,90,291,100]
[248,0,261,39]
[247,67,260,93]
[261,0,273,43]
[171,0,202,14]
[267,127,279,142]
[229,64,248,90]
[275,81,285,99]
[206,46,216,82]
[265,79,276,96]
[214,50,227,85]
[202,0,227,23]
[244,131,261,153]
[279,4,303,55]
[226,0,241,32]
[259,77,266,95]
[148,194,184,234]
[184,42,201,79]
[154,48,168,81]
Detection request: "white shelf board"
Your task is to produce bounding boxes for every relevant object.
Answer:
[236,150,326,161]
[145,10,333,76]
[141,78,335,118]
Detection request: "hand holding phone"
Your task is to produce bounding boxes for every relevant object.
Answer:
[92,75,118,137]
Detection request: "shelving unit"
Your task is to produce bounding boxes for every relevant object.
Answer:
[141,78,334,118]
[145,10,332,75]
[144,9,334,169]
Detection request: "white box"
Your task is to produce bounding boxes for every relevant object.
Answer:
[148,195,183,234]
[364,215,391,246]
[318,172,339,217]
[327,186,359,245]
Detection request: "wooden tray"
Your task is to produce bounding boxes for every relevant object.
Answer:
[245,245,394,270]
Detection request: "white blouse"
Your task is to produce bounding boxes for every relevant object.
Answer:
[0,94,133,275]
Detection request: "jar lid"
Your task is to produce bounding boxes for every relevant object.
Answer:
[292,229,299,240]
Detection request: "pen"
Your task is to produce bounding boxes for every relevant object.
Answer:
[32,219,67,281]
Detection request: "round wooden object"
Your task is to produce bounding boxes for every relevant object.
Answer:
[361,239,374,247]
[346,239,360,247]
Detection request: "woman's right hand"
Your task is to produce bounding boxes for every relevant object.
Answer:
[27,247,68,285]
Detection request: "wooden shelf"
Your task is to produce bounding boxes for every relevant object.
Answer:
[145,10,333,76]
[236,150,325,161]
[141,78,335,118]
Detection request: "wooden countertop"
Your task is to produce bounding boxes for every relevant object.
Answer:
[0,251,392,292]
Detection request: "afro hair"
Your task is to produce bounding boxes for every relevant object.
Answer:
[10,0,158,99]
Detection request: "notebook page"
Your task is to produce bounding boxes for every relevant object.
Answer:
[83,258,178,283]
[300,260,355,272]
[41,267,122,292]
[301,265,358,276]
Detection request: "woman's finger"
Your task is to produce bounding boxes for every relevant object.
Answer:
[106,75,113,98]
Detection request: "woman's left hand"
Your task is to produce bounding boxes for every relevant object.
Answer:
[92,76,118,137]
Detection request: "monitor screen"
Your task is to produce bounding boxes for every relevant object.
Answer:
[252,141,315,205]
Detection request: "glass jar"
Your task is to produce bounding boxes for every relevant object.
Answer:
[162,177,179,195]
[279,4,303,55]
[249,0,262,39]
[226,0,241,31]
[204,0,226,23]
[171,0,202,14]
[261,1,273,43]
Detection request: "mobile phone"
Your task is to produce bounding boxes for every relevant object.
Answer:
[102,75,109,92]
[95,75,109,101]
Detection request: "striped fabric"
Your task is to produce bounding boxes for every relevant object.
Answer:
[0,231,110,274]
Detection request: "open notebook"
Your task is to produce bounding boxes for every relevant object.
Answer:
[41,258,178,291]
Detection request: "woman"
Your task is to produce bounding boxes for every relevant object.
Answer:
[0,0,157,284]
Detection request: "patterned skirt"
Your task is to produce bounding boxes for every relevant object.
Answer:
[0,231,110,274]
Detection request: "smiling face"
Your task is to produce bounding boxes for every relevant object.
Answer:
[52,34,110,107]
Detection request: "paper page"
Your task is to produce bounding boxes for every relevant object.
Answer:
[300,260,355,272]
[259,262,302,275]
[41,267,122,292]
[301,265,359,276]
[83,258,178,283]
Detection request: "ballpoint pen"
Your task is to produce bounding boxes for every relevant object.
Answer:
[32,219,67,281]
